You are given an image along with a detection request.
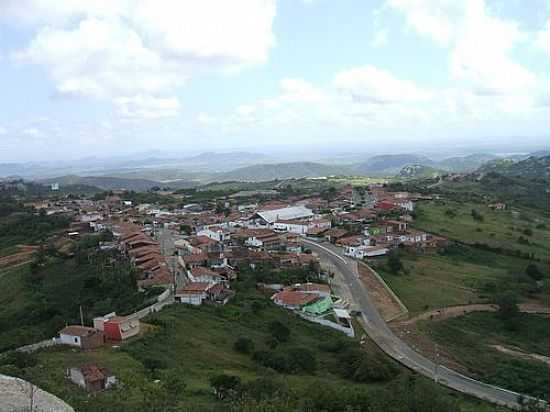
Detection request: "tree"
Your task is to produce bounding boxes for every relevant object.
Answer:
[234,337,255,355]
[209,374,242,401]
[387,250,403,275]
[526,264,544,282]
[269,321,290,343]
[496,292,519,321]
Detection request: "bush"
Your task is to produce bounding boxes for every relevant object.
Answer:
[234,337,255,355]
[337,347,398,383]
[387,250,403,275]
[209,374,242,401]
[269,321,290,343]
[525,264,544,281]
[471,209,484,222]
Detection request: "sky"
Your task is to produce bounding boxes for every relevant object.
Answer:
[1,0,550,162]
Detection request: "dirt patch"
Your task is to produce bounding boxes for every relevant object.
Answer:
[393,302,550,327]
[357,263,406,321]
[0,245,37,269]
[491,345,550,367]
[392,322,471,375]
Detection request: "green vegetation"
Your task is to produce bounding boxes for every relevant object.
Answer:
[420,312,550,398]
[0,208,70,249]
[0,235,153,351]
[414,200,550,262]
[375,244,550,313]
[0,270,504,411]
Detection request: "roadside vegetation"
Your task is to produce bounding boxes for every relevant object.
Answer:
[419,312,550,399]
[0,267,505,412]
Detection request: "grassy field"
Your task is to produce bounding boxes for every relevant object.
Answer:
[376,247,548,314]
[419,312,550,398]
[414,199,550,262]
[1,293,507,412]
[327,176,389,186]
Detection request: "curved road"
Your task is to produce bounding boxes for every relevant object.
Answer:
[303,238,543,411]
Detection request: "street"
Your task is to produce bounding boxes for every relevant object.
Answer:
[303,238,537,411]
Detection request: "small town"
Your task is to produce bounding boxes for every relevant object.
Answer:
[2,1,550,411]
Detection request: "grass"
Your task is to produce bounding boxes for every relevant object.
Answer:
[0,245,20,258]
[327,176,389,186]
[375,246,544,314]
[2,292,507,412]
[419,312,550,398]
[414,199,550,262]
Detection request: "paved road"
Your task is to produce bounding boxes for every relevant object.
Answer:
[303,238,542,411]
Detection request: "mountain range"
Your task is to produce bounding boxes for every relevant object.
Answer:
[3,149,548,190]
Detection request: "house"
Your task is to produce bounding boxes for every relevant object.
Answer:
[175,282,231,305]
[271,290,318,310]
[58,326,105,349]
[324,228,349,243]
[197,226,230,242]
[189,266,227,283]
[67,364,117,392]
[271,289,332,315]
[175,282,214,305]
[93,313,140,341]
[488,202,506,210]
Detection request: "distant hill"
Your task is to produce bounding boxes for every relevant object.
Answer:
[213,162,352,182]
[478,155,550,180]
[437,153,498,172]
[399,164,445,179]
[39,175,196,191]
[354,154,435,175]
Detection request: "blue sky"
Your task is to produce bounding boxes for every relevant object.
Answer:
[1,0,550,161]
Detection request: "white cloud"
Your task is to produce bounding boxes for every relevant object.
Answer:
[0,126,7,135]
[7,0,277,119]
[387,0,536,95]
[279,78,327,103]
[370,29,389,48]
[21,127,44,138]
[333,65,432,104]
[114,95,182,120]
[387,0,462,45]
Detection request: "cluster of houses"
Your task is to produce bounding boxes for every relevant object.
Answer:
[32,182,450,391]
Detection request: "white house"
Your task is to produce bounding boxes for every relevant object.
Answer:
[197,226,230,242]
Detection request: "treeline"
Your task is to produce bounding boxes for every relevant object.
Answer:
[0,235,152,351]
[0,208,70,248]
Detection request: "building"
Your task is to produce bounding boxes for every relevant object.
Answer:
[58,326,105,349]
[253,206,314,226]
[93,313,140,341]
[175,282,231,305]
[67,364,117,392]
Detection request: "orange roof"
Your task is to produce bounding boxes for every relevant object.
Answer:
[176,282,212,294]
[272,290,319,306]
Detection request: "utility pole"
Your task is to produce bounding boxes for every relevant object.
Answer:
[79,305,84,326]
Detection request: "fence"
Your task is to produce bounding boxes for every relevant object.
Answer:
[298,313,355,337]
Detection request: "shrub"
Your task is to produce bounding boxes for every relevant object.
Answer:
[209,374,242,401]
[234,337,255,355]
[269,321,290,343]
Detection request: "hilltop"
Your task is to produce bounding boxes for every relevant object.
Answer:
[213,162,353,182]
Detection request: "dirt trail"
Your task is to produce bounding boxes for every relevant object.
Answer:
[0,245,37,270]
[492,345,550,367]
[393,302,550,326]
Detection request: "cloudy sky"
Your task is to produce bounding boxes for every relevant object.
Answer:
[1,0,550,161]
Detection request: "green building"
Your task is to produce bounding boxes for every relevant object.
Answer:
[302,295,333,316]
